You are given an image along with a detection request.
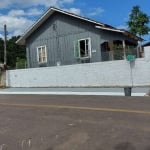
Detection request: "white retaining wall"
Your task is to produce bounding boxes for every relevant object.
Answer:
[6,47,150,88]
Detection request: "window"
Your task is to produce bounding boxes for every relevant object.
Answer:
[37,46,47,63]
[74,38,91,59]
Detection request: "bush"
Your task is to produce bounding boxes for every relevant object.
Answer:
[16,57,27,69]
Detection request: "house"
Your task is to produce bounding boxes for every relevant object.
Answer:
[142,41,150,47]
[16,7,142,68]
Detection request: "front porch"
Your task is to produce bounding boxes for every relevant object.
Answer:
[101,40,140,61]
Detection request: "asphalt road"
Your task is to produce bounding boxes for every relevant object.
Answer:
[0,95,150,150]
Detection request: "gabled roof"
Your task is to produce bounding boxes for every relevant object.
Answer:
[16,7,142,45]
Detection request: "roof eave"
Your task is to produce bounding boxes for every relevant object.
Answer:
[16,8,57,45]
[17,7,142,45]
[122,31,143,41]
[16,7,107,45]
[95,25,124,33]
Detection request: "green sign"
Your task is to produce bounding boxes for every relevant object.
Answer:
[127,55,135,61]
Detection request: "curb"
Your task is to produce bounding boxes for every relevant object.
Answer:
[0,91,146,96]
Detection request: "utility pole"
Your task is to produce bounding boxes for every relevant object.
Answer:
[4,24,7,65]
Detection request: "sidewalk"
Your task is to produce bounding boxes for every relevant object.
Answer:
[0,87,149,96]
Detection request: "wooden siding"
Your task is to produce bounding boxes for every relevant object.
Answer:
[26,12,137,68]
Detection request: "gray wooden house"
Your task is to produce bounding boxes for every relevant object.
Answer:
[17,7,142,68]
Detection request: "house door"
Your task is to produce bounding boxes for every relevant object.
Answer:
[101,42,110,61]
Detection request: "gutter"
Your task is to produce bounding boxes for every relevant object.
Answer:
[95,25,124,33]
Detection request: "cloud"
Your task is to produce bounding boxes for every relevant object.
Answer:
[88,7,104,17]
[27,8,44,16]
[0,7,43,38]
[0,0,75,37]
[63,8,81,15]
[0,0,74,8]
[0,7,81,38]
[8,10,25,17]
[0,0,86,38]
[116,25,127,30]
[0,15,34,37]
[8,8,44,17]
[0,33,3,39]
[0,6,82,38]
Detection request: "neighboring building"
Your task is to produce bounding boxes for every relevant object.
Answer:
[16,7,142,68]
[142,41,150,47]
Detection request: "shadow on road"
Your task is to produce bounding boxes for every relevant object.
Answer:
[114,142,150,150]
[114,142,136,150]
[145,146,150,150]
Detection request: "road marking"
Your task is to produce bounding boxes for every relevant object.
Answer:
[0,102,150,115]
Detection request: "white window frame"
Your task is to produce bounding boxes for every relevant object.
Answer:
[74,38,91,59]
[37,45,47,63]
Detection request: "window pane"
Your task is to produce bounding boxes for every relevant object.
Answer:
[38,50,41,57]
[37,46,47,63]
[74,41,80,58]
[42,57,46,62]
[42,47,45,54]
[86,39,89,56]
[39,57,42,62]
[42,47,45,51]
[39,51,42,56]
[79,40,86,57]
[86,39,88,45]
[42,50,46,57]
[38,48,41,62]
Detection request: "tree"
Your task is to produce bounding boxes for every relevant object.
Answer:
[127,5,150,37]
[0,36,26,68]
[0,38,4,63]
[7,36,26,68]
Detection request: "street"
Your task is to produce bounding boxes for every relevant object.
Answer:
[0,95,150,150]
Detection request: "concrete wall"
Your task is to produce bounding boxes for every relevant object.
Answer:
[132,46,150,86]
[0,71,6,87]
[6,47,150,88]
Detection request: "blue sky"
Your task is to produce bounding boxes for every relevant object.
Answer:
[0,0,149,41]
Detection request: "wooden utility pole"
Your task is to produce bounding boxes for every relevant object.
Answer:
[4,24,7,65]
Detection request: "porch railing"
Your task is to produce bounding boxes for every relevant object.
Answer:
[101,49,139,61]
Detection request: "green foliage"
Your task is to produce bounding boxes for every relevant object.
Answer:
[16,57,27,69]
[127,5,150,37]
[0,38,4,63]
[0,36,26,69]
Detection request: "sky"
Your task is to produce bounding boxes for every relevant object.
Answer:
[0,0,150,41]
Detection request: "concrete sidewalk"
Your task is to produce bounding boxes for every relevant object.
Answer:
[0,87,149,96]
